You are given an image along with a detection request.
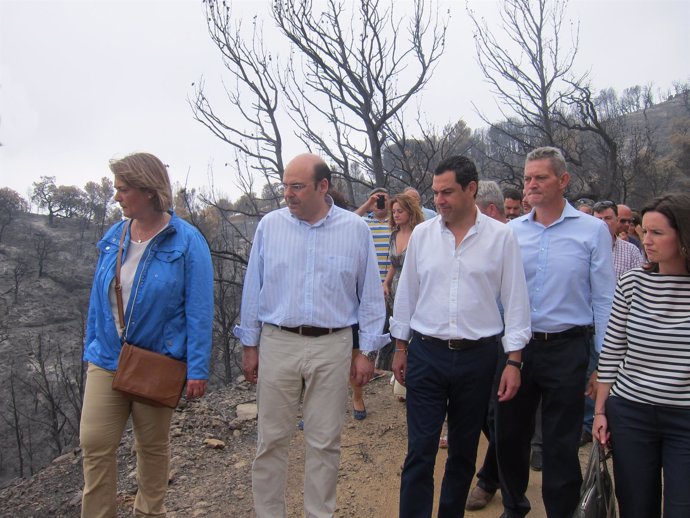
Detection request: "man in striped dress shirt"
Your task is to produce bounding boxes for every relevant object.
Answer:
[593,201,644,279]
[235,154,388,518]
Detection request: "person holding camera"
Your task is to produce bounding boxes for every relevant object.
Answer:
[355,187,392,283]
[351,188,392,417]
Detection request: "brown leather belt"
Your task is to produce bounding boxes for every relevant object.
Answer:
[276,325,345,337]
[531,325,592,342]
[414,331,498,351]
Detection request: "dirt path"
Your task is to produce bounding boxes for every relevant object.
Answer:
[281,373,589,518]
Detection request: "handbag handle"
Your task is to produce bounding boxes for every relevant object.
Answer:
[114,221,131,332]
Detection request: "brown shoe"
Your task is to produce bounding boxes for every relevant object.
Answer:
[465,486,495,511]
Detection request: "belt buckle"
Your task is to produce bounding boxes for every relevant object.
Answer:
[447,339,465,351]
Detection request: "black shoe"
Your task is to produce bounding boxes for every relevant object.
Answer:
[579,430,593,447]
[530,450,542,471]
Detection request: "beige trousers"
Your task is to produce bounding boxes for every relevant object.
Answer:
[252,325,352,518]
[80,363,173,518]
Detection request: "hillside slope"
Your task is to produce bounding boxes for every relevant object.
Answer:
[0,373,597,517]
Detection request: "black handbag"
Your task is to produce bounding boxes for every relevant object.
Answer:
[573,442,616,518]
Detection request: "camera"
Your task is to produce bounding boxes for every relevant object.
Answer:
[375,194,386,210]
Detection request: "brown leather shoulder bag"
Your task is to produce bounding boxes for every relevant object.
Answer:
[111,221,187,408]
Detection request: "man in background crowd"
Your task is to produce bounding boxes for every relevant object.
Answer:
[476,181,508,223]
[575,198,595,214]
[354,187,394,378]
[503,187,523,220]
[403,186,438,220]
[617,203,643,251]
[575,200,645,445]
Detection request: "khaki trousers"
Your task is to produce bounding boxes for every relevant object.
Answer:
[252,325,352,518]
[80,363,173,518]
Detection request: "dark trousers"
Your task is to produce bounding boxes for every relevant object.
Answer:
[495,334,589,518]
[399,334,497,518]
[582,337,598,433]
[474,343,505,493]
[607,395,690,518]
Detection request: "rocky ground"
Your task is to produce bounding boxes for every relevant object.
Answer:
[0,374,597,517]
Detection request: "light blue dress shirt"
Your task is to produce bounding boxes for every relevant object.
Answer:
[234,201,389,353]
[508,201,615,352]
[422,207,437,220]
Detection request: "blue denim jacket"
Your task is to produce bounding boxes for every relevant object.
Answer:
[84,212,214,379]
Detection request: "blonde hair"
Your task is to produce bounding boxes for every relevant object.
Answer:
[389,193,424,231]
[109,152,172,212]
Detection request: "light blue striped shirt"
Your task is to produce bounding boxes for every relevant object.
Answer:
[508,201,615,351]
[234,201,389,353]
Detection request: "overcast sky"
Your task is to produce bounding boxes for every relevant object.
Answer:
[1,0,688,204]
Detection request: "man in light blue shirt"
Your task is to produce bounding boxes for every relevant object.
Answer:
[403,186,438,220]
[234,153,388,518]
[495,147,615,518]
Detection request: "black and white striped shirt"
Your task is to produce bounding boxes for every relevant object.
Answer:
[598,269,690,407]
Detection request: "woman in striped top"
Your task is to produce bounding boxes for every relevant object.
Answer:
[594,192,690,518]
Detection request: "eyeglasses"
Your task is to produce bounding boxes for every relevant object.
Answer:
[619,218,633,225]
[593,200,615,213]
[281,183,308,192]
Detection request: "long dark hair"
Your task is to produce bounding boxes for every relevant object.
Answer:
[641,193,690,273]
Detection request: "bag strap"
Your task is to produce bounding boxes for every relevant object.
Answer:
[114,221,130,332]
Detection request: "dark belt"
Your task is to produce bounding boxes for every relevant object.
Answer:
[414,331,498,351]
[531,325,592,342]
[276,325,345,337]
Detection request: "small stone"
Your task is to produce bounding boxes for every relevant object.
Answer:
[203,438,226,449]
[69,492,82,507]
[52,452,74,464]
[235,403,258,421]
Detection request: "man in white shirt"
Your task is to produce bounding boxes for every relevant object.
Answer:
[390,155,531,518]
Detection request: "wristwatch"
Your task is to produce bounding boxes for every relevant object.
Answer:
[506,359,523,370]
[360,350,377,362]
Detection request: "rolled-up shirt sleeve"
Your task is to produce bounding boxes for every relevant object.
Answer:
[499,229,532,353]
[356,227,389,352]
[591,223,616,352]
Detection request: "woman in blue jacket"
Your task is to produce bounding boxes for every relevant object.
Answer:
[80,152,214,518]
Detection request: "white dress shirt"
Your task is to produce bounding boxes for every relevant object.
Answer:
[234,200,389,353]
[390,208,532,353]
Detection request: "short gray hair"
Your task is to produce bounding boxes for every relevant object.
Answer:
[525,146,566,178]
[476,180,505,216]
